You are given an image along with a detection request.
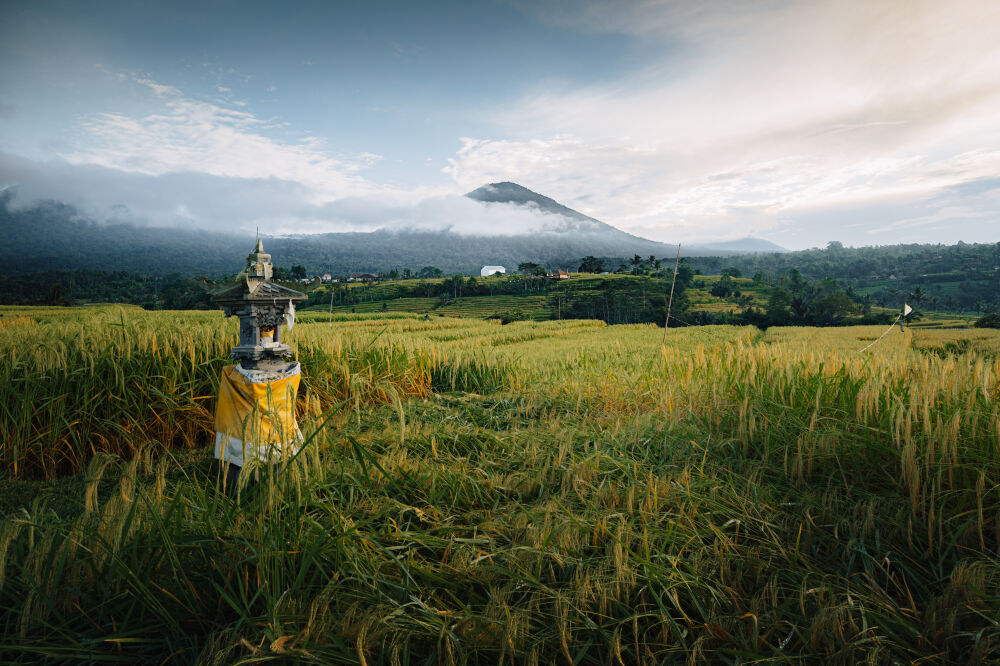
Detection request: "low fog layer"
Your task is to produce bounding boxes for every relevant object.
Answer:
[0,152,605,237]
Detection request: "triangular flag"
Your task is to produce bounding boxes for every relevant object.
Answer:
[903,303,913,316]
[284,299,296,330]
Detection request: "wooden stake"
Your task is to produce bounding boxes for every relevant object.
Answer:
[662,243,681,344]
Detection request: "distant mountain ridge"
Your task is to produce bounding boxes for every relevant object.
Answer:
[700,237,788,254]
[0,185,777,276]
[466,182,612,230]
[467,182,786,255]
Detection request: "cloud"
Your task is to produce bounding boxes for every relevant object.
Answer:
[0,151,318,230]
[0,150,588,237]
[510,0,774,40]
[4,71,583,237]
[4,70,600,237]
[312,193,594,236]
[452,0,1000,246]
[5,4,998,250]
[865,177,1000,235]
[59,73,384,205]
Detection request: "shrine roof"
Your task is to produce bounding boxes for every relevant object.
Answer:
[211,274,306,304]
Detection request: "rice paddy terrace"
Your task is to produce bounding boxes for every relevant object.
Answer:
[1,306,998,663]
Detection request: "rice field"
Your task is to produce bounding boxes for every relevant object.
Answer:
[322,295,554,320]
[326,297,442,315]
[435,295,552,320]
[1,306,998,663]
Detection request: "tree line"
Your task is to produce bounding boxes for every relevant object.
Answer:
[3,261,995,329]
[685,241,1000,313]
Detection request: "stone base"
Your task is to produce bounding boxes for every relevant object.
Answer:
[230,343,293,362]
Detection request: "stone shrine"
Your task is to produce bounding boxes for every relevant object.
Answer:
[211,238,306,370]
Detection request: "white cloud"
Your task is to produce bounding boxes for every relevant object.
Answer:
[0,72,484,233]
[11,71,622,238]
[865,178,1000,235]
[0,150,591,238]
[451,0,1000,246]
[5,3,999,249]
[58,74,385,205]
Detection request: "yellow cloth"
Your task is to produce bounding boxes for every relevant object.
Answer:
[214,363,301,467]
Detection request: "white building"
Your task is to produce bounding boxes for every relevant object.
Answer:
[481,265,506,277]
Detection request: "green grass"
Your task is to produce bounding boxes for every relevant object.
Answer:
[317,297,442,315]
[436,295,552,320]
[306,274,983,327]
[1,308,998,663]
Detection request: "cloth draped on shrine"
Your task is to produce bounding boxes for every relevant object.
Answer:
[213,362,302,467]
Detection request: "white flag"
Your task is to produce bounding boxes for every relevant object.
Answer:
[903,303,913,316]
[284,299,296,330]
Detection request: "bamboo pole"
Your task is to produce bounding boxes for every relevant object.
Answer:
[662,243,681,344]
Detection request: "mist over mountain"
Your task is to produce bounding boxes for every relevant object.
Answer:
[0,200,675,277]
[0,184,766,276]
[466,182,784,255]
[466,182,615,231]
[699,237,789,254]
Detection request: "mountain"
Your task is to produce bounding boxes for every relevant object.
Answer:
[466,182,613,231]
[699,237,789,254]
[0,185,745,277]
[466,182,784,256]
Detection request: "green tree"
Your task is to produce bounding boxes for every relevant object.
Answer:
[675,260,695,289]
[766,287,792,324]
[710,274,735,298]
[790,296,810,321]
[812,290,855,324]
[418,266,443,278]
[48,282,65,305]
[783,268,805,294]
[517,262,540,275]
[487,308,528,325]
[578,256,605,273]
[907,285,926,308]
[973,312,1000,328]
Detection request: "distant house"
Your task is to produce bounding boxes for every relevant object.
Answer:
[321,273,332,283]
[549,269,570,280]
[349,273,378,282]
[481,265,506,277]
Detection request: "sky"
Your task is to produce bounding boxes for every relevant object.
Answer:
[1,0,998,250]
